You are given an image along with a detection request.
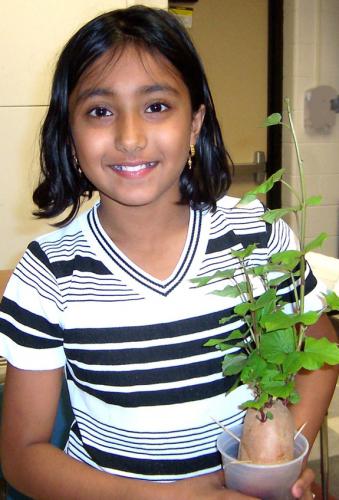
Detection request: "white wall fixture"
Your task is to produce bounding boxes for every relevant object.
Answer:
[304,85,339,134]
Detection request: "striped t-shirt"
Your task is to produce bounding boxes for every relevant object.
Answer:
[0,196,324,481]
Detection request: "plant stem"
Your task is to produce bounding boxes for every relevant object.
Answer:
[233,277,257,346]
[242,260,260,348]
[290,270,301,314]
[281,179,302,206]
[285,99,307,348]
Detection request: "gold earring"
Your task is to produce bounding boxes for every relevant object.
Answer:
[72,154,81,174]
[187,144,196,170]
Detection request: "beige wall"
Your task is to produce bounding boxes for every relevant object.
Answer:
[0,0,167,269]
[283,0,339,258]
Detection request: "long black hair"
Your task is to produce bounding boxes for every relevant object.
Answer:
[33,5,231,226]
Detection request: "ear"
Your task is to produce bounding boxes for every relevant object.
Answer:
[190,104,206,144]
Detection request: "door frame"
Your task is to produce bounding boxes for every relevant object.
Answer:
[266,0,283,209]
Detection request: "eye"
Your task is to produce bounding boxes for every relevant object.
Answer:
[145,102,169,113]
[88,107,113,118]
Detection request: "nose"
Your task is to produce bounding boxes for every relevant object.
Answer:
[114,111,147,154]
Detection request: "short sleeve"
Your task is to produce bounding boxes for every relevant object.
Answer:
[267,217,327,313]
[0,241,65,370]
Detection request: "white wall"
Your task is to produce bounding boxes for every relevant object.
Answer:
[283,0,339,257]
[0,0,167,269]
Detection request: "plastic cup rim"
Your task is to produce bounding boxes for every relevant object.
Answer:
[217,429,309,470]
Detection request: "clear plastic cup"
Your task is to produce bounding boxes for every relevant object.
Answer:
[217,423,309,500]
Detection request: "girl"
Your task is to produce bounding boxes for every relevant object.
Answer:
[0,6,337,499]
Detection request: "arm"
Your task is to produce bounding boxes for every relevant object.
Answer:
[289,314,338,448]
[289,314,338,499]
[1,364,257,500]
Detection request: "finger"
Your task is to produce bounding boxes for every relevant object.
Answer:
[291,468,315,498]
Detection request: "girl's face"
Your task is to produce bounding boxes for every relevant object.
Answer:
[69,45,205,212]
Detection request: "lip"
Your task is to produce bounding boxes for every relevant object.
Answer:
[108,160,158,178]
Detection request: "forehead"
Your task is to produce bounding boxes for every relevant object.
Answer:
[72,45,189,98]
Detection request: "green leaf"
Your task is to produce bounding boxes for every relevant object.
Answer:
[219,342,246,351]
[190,276,212,287]
[299,337,339,371]
[261,311,298,331]
[253,263,294,275]
[304,232,328,253]
[266,411,274,420]
[304,336,339,366]
[263,113,282,127]
[238,169,285,205]
[267,274,290,287]
[289,389,301,405]
[219,314,238,325]
[299,351,323,370]
[205,330,246,349]
[222,353,248,376]
[250,265,270,276]
[234,302,251,316]
[240,392,269,410]
[260,328,296,363]
[260,367,284,384]
[305,195,322,207]
[325,291,339,311]
[191,269,235,287]
[238,193,257,205]
[212,269,236,280]
[240,352,267,384]
[270,250,302,270]
[231,244,257,260]
[211,284,243,298]
[225,329,246,341]
[252,289,277,310]
[261,207,296,224]
[239,281,249,294]
[283,351,304,375]
[204,338,228,347]
[261,381,294,399]
[298,311,320,326]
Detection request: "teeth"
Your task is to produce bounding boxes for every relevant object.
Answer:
[113,162,156,172]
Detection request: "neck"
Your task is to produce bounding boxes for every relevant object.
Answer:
[97,199,190,244]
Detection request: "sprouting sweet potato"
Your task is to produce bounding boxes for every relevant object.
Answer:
[238,400,295,464]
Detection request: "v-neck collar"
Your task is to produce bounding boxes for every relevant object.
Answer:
[85,204,203,296]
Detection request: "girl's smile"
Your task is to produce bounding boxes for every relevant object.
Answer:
[108,160,158,178]
[69,45,205,212]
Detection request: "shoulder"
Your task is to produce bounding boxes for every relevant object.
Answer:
[210,195,266,233]
[10,208,96,286]
[34,212,85,247]
[215,195,265,213]
[29,208,94,264]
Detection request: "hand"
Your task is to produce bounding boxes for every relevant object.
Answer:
[169,470,259,500]
[291,467,315,499]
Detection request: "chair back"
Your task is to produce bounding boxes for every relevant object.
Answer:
[0,270,12,300]
[0,270,12,383]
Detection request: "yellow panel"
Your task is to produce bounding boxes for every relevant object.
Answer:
[189,0,268,165]
[0,106,46,266]
[0,107,96,268]
[0,0,126,106]
[127,0,167,6]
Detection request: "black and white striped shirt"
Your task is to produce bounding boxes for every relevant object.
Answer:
[0,197,324,481]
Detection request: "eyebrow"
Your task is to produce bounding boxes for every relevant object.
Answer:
[75,84,180,104]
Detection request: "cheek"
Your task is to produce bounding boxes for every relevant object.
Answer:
[73,127,108,160]
[156,120,192,157]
